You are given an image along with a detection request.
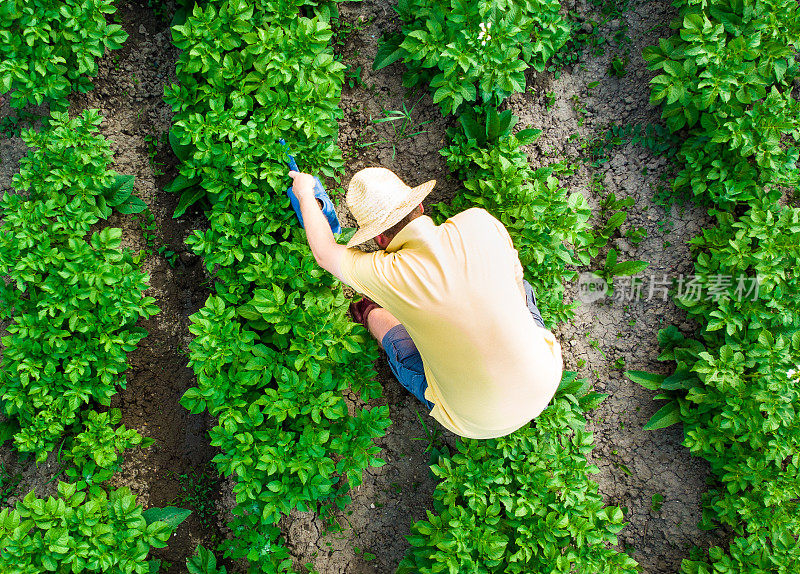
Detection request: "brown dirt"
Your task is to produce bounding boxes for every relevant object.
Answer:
[1,0,729,573]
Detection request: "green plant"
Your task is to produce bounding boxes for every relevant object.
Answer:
[547,12,604,78]
[587,336,607,359]
[545,91,556,110]
[571,94,587,126]
[165,2,392,570]
[608,53,629,77]
[166,463,221,533]
[132,207,178,266]
[357,94,433,160]
[651,493,664,512]
[582,178,635,258]
[0,109,39,138]
[398,373,638,573]
[148,0,173,22]
[436,104,594,325]
[164,3,348,215]
[613,460,632,475]
[0,0,128,110]
[344,64,365,89]
[597,248,649,288]
[332,15,375,48]
[644,0,800,206]
[627,199,800,571]
[144,132,166,176]
[412,409,448,467]
[0,110,157,461]
[637,10,800,570]
[62,408,153,489]
[0,464,22,506]
[0,481,190,573]
[187,544,227,574]
[625,226,647,245]
[582,122,680,168]
[613,357,626,370]
[374,0,569,115]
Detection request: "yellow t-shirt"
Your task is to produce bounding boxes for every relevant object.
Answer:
[340,207,563,439]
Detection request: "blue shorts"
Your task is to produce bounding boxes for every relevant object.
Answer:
[381,280,545,411]
[382,324,436,410]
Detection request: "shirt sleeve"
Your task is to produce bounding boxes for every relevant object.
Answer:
[339,247,393,305]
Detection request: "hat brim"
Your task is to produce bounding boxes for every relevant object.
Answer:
[346,179,436,248]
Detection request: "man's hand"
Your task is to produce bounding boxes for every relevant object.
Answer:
[289,171,324,210]
[288,170,347,282]
[288,171,315,201]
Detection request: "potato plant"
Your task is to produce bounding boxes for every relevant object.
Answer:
[644,0,800,206]
[401,109,641,572]
[165,0,390,569]
[374,0,569,115]
[0,110,157,461]
[399,373,637,574]
[629,2,800,572]
[0,482,186,574]
[376,7,644,569]
[0,0,128,110]
[436,104,593,326]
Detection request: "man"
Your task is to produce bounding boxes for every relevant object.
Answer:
[288,167,563,439]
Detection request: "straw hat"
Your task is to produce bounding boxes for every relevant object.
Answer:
[345,168,436,248]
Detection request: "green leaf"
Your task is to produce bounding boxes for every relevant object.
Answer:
[0,419,21,447]
[373,34,405,70]
[118,196,148,214]
[556,371,590,398]
[165,174,201,194]
[336,227,357,245]
[169,129,193,162]
[605,211,627,232]
[173,187,205,218]
[625,370,666,390]
[142,506,191,529]
[578,391,607,411]
[661,369,696,390]
[105,174,135,206]
[187,545,225,574]
[612,260,649,276]
[515,128,541,146]
[642,401,681,430]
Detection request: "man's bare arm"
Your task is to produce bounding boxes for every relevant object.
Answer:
[289,171,348,282]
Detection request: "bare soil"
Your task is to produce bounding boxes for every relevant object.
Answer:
[0,0,729,573]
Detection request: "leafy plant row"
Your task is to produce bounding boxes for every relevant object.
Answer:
[1,480,187,574]
[0,110,155,460]
[627,1,800,572]
[0,0,128,110]
[396,104,639,574]
[163,0,390,570]
[644,0,800,207]
[0,111,192,572]
[375,0,569,115]
[376,1,641,571]
[398,373,636,573]
[1,407,191,573]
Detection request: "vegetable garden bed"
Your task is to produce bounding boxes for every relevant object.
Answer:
[1,0,798,573]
